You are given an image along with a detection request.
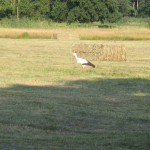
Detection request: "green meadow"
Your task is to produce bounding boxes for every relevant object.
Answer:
[0,38,150,149]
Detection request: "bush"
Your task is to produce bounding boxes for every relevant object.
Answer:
[17,32,30,39]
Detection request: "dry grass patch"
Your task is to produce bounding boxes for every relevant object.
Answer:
[0,28,58,39]
[1,27,150,41]
[79,27,150,41]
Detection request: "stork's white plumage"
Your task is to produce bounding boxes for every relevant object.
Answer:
[73,52,95,68]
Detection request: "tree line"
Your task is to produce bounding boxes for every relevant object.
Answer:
[0,0,149,23]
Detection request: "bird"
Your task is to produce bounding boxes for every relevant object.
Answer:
[72,52,95,68]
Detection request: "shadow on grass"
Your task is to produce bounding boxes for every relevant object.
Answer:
[0,78,150,150]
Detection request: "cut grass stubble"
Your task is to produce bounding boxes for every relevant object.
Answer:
[0,37,150,149]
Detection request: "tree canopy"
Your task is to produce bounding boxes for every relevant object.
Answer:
[0,0,149,23]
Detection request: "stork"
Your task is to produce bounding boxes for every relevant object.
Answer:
[72,52,95,68]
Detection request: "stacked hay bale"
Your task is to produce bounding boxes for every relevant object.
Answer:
[72,43,126,61]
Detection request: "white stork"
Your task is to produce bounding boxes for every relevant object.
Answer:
[72,52,95,68]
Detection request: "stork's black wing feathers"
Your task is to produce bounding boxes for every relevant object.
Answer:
[82,61,95,68]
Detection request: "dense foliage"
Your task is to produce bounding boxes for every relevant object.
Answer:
[0,0,149,23]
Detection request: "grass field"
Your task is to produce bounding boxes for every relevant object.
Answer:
[1,27,150,41]
[0,38,150,149]
[0,17,150,41]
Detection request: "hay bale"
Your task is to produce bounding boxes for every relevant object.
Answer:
[72,43,126,61]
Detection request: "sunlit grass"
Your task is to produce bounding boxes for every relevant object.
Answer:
[0,28,58,39]
[0,27,150,40]
[79,27,150,41]
[0,39,150,149]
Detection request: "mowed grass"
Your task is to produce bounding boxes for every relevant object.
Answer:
[0,39,150,150]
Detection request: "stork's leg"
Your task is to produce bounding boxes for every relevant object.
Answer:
[82,66,84,72]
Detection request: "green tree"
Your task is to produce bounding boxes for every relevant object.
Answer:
[118,0,133,16]
[138,0,150,17]
[51,1,68,22]
[13,0,20,19]
[0,0,149,23]
[103,0,122,22]
[0,0,13,18]
[67,0,121,23]
[67,0,98,23]
[19,0,50,19]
